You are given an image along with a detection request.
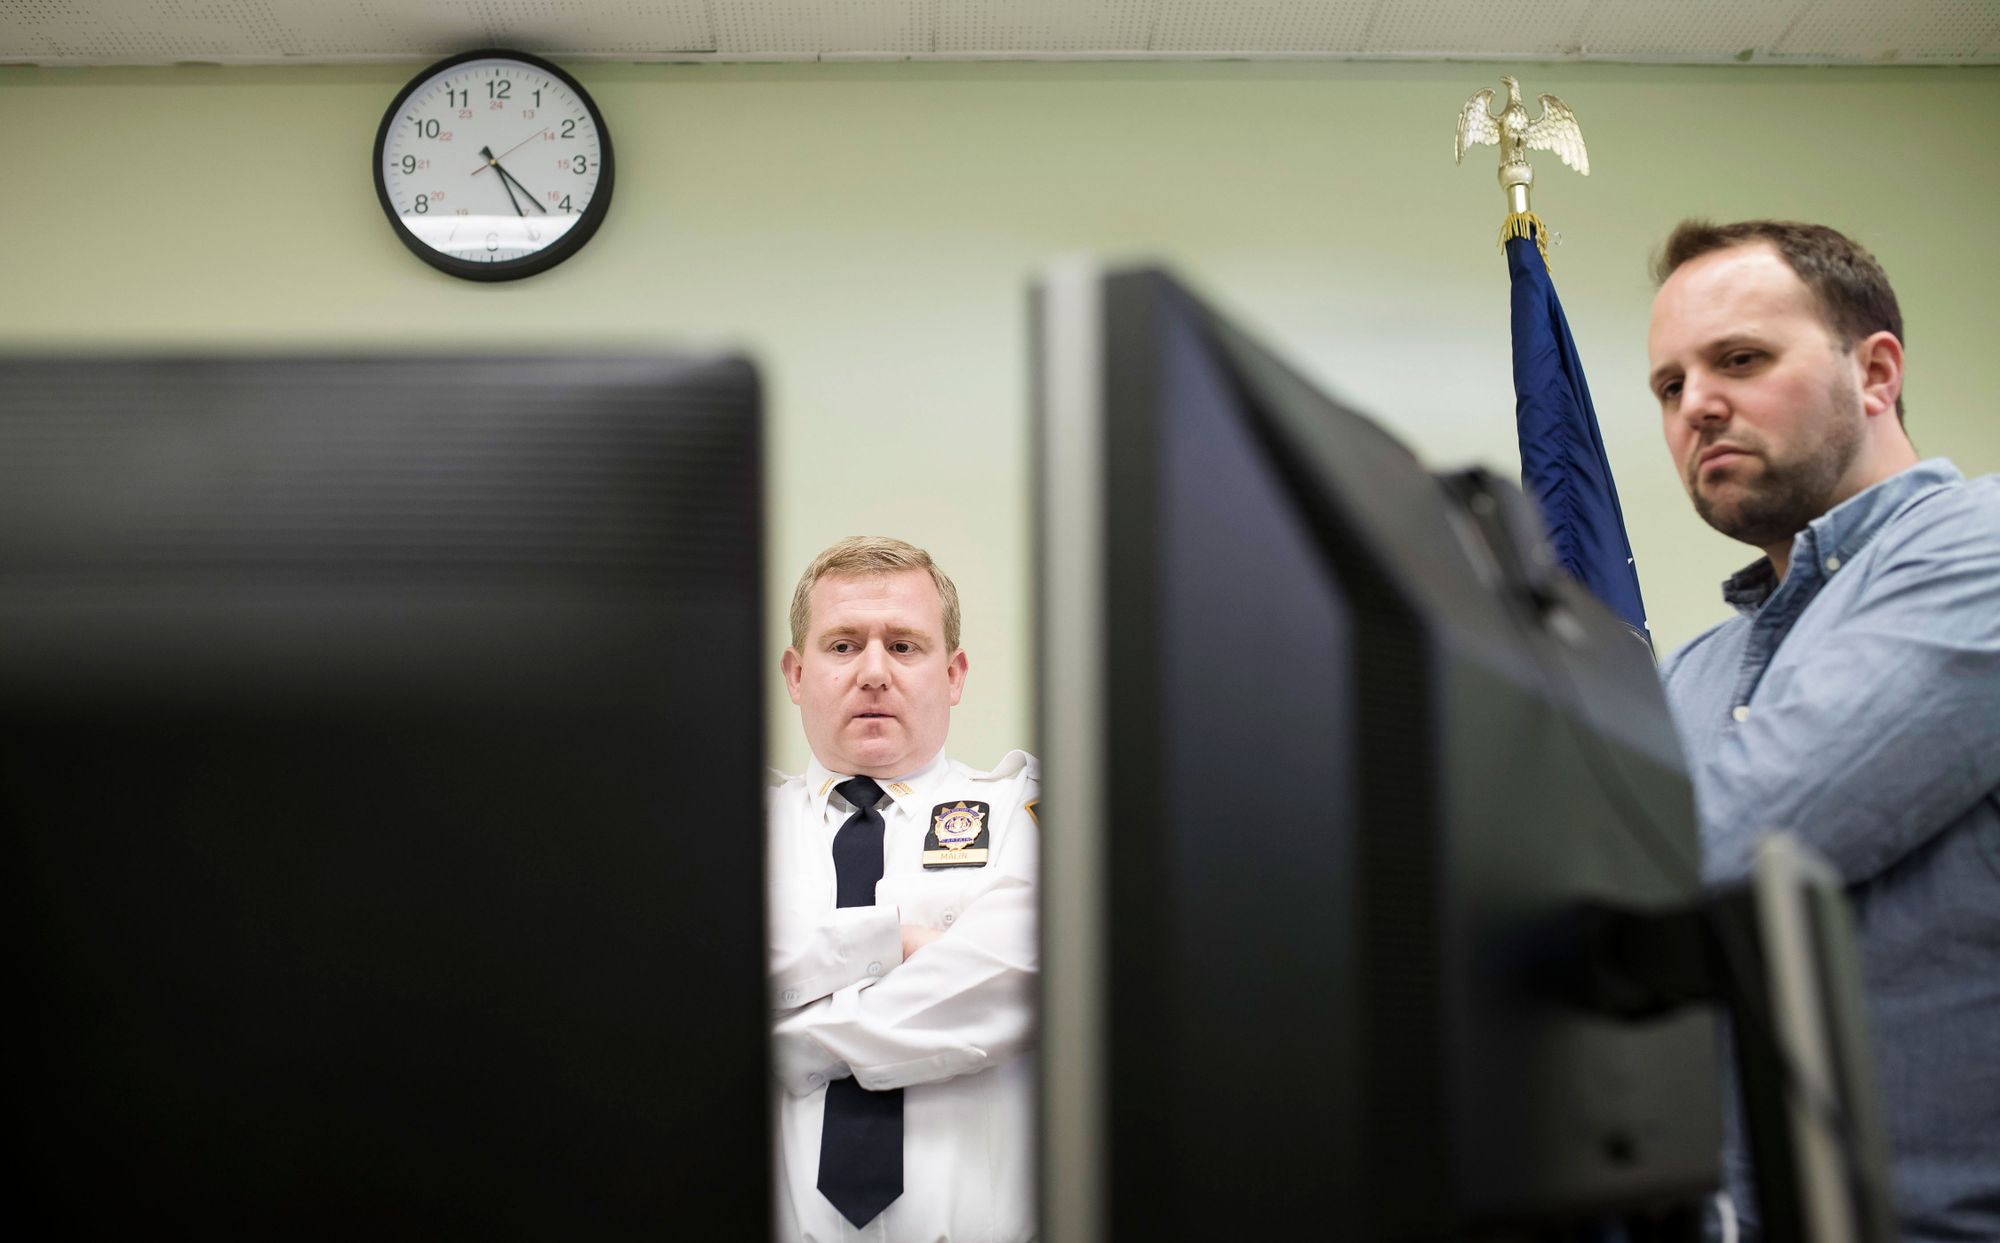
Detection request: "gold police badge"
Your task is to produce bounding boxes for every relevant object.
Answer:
[923,800,991,868]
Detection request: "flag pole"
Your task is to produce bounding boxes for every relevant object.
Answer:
[1455,76,1650,646]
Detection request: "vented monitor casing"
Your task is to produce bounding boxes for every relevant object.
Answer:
[0,355,767,1238]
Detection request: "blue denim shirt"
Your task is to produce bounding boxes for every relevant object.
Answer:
[1660,459,2000,1242]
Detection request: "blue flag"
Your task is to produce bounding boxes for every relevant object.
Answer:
[1507,231,1650,642]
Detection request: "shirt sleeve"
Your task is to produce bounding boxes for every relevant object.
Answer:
[770,785,1039,1096]
[766,900,904,1012]
[1694,499,2000,886]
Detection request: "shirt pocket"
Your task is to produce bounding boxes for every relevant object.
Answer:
[767,868,830,931]
[877,867,992,931]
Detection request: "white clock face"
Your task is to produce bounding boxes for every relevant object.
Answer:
[376,52,611,275]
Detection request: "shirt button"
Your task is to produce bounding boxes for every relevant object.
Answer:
[866,961,884,976]
[942,910,957,926]
[782,989,799,1005]
[1824,555,1842,573]
[808,1073,825,1088]
[1732,705,1751,723]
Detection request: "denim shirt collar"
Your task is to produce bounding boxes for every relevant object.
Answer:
[1719,458,1964,617]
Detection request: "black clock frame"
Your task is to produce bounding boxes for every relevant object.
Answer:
[373,48,615,282]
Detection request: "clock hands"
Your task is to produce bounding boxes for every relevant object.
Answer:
[478,145,548,217]
[482,148,527,216]
[498,163,548,214]
[489,126,552,165]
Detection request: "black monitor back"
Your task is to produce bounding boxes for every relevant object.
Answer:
[0,355,766,1238]
[1036,268,1719,1240]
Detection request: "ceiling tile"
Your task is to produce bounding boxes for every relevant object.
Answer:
[3,0,1996,64]
[713,0,927,54]
[1152,0,1372,53]
[937,0,1158,53]
[1574,0,1802,62]
[1365,0,1595,58]
[1770,0,2000,63]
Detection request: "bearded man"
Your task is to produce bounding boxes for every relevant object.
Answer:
[1647,219,2000,1242]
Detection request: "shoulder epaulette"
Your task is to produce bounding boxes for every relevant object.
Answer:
[969,749,1038,782]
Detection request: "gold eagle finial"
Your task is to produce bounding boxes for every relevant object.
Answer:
[1455,76,1589,264]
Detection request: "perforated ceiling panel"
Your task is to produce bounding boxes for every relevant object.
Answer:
[1772,0,1999,63]
[712,0,927,55]
[1365,0,1594,58]
[0,0,713,63]
[440,0,714,56]
[2,0,1996,64]
[1152,0,1371,54]
[1,0,286,62]
[1574,0,1796,63]
[936,0,1156,53]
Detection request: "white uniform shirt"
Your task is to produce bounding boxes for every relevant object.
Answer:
[768,749,1039,1243]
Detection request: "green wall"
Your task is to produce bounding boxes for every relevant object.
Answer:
[5,60,1996,773]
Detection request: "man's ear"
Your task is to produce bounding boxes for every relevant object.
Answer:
[781,648,804,705]
[946,649,968,707]
[1856,330,1904,420]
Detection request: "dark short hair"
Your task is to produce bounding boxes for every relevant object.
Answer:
[1653,219,1905,420]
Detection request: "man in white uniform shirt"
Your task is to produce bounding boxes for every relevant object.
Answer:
[768,536,1039,1243]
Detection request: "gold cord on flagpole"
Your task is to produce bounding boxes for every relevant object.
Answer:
[1500,210,1551,270]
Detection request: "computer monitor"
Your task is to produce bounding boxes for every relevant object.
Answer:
[0,354,767,1236]
[1035,264,1723,1240]
[1719,834,1898,1243]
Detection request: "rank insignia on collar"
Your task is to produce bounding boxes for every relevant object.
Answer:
[923,800,991,868]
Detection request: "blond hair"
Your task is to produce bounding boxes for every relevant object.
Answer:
[788,536,962,653]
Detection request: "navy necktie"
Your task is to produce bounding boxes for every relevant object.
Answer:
[817,776,904,1228]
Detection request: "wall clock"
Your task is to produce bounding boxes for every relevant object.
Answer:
[374,49,614,281]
